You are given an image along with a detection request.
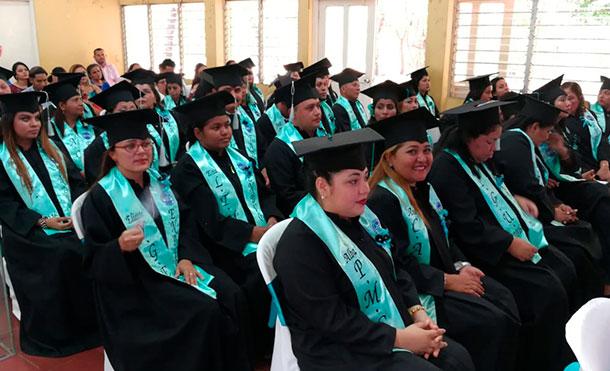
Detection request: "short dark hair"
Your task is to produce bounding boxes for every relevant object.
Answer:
[93,48,104,54]
[159,59,175,68]
[29,66,47,78]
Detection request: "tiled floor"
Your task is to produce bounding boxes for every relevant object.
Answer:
[0,316,271,370]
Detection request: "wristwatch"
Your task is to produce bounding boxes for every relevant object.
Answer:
[453,261,471,272]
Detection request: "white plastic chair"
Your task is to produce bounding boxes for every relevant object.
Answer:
[565,297,610,371]
[70,191,114,371]
[256,218,300,371]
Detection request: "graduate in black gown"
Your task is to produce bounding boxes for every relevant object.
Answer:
[331,68,368,131]
[362,80,404,126]
[264,76,328,215]
[44,75,98,177]
[201,64,267,169]
[283,61,304,80]
[0,92,99,356]
[257,74,293,148]
[411,67,440,118]
[81,109,251,371]
[429,100,576,371]
[302,58,337,108]
[591,76,610,137]
[462,73,495,103]
[238,58,266,115]
[171,92,282,361]
[495,97,604,306]
[368,108,520,370]
[273,128,474,371]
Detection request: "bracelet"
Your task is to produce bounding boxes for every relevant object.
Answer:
[37,217,48,229]
[408,305,425,316]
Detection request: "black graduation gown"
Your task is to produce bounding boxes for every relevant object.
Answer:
[263,128,314,215]
[429,149,574,371]
[320,106,334,134]
[0,141,99,356]
[327,87,338,106]
[82,175,251,371]
[496,130,610,286]
[250,86,266,114]
[564,114,610,172]
[230,113,267,168]
[49,122,100,181]
[332,99,366,132]
[256,111,282,151]
[368,184,520,371]
[170,149,282,360]
[274,213,474,371]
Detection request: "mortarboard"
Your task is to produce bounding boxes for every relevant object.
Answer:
[201,64,249,88]
[463,73,496,92]
[0,91,47,115]
[442,100,514,131]
[362,80,408,103]
[0,66,14,82]
[369,107,439,149]
[600,76,610,91]
[43,75,81,105]
[238,58,256,69]
[84,109,158,147]
[89,80,141,112]
[330,68,364,87]
[173,91,233,129]
[122,69,157,85]
[284,62,304,73]
[301,58,332,78]
[410,66,430,83]
[532,75,565,104]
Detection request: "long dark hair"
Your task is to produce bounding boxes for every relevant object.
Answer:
[434,115,501,159]
[464,85,490,103]
[561,81,585,116]
[0,111,67,193]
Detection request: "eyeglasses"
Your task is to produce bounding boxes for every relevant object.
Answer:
[114,140,154,153]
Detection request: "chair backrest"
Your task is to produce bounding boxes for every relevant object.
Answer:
[566,297,610,371]
[71,191,89,240]
[257,218,293,286]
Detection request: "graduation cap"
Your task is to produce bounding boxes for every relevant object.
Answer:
[238,58,255,69]
[294,128,384,172]
[519,96,563,125]
[288,73,320,108]
[84,109,158,147]
[410,66,429,83]
[0,66,15,82]
[442,100,514,131]
[362,80,407,103]
[89,80,140,112]
[284,62,304,73]
[331,68,364,87]
[156,72,182,86]
[122,69,157,85]
[270,75,296,105]
[499,91,526,120]
[201,64,248,88]
[0,91,47,115]
[301,58,332,78]
[43,75,81,105]
[600,76,610,91]
[532,75,565,104]
[463,73,496,92]
[173,91,233,129]
[398,80,417,98]
[369,107,438,149]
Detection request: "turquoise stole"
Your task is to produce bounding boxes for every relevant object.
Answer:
[539,142,583,183]
[246,92,262,121]
[292,194,405,329]
[149,106,180,165]
[509,129,549,186]
[251,84,265,106]
[416,93,436,116]
[187,142,266,256]
[83,103,95,119]
[336,96,367,130]
[320,100,336,134]
[265,104,288,134]
[591,102,607,134]
[162,95,186,111]
[276,122,328,161]
[98,167,216,298]
[230,106,259,167]
[0,141,72,236]
[378,178,443,322]
[51,118,96,171]
[445,149,547,263]
[581,109,602,161]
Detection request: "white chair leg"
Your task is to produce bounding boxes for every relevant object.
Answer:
[104,350,115,371]
[3,259,20,320]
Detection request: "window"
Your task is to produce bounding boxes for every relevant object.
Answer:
[450,0,610,102]
[122,2,206,77]
[224,0,299,84]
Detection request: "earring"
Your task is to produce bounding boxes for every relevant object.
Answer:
[389,163,394,169]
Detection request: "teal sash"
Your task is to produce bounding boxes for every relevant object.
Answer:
[509,129,549,186]
[539,142,583,183]
[416,93,436,116]
[276,122,328,161]
[336,96,367,130]
[246,92,262,122]
[162,95,186,111]
[187,142,266,256]
[292,194,406,329]
[98,167,217,298]
[155,107,180,163]
[581,110,602,161]
[230,107,259,167]
[265,104,288,134]
[83,103,95,119]
[591,102,607,134]
[52,118,96,171]
[445,149,547,263]
[251,84,265,105]
[0,141,72,236]
[378,178,442,322]
[320,100,336,134]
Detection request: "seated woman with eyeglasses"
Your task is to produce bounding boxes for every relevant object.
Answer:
[80,109,251,370]
[0,92,99,356]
